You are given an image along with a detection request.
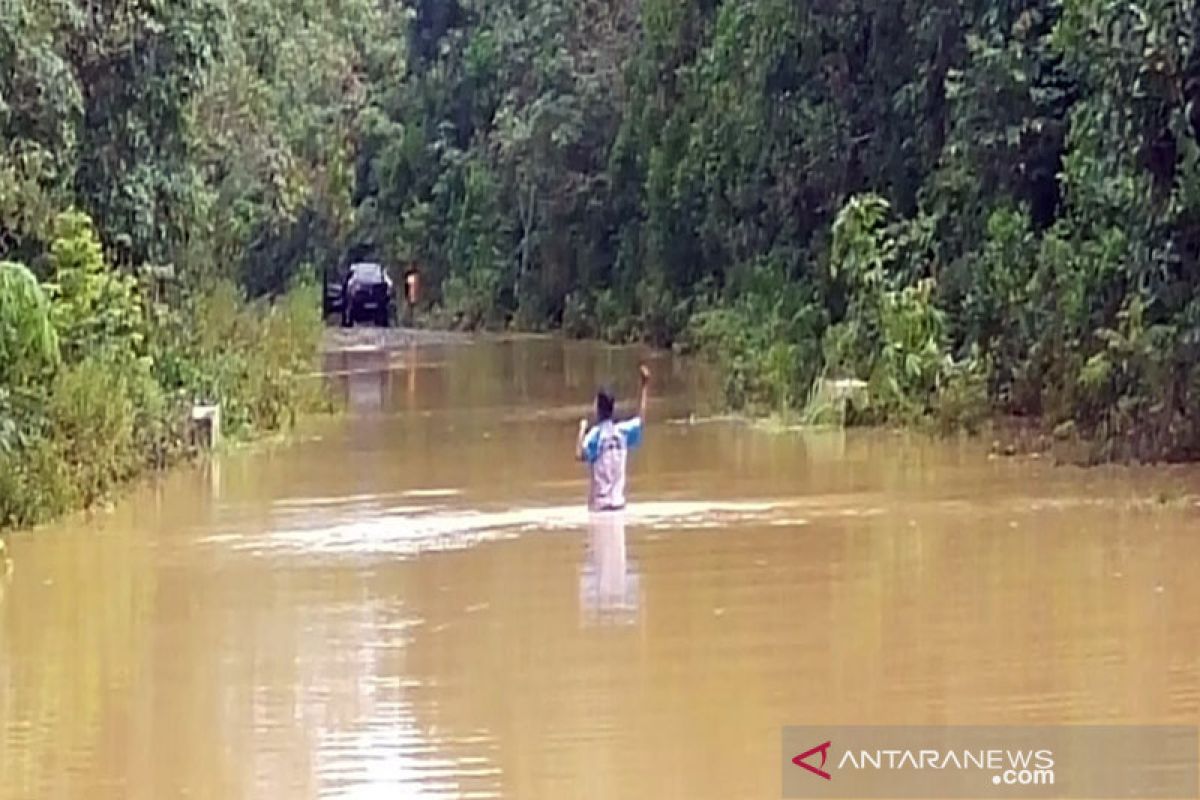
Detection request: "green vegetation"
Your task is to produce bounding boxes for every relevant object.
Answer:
[5,0,1200,474]
[0,1,350,529]
[0,214,322,529]
[357,0,1200,460]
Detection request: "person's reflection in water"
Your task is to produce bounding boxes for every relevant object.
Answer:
[207,458,220,500]
[579,510,640,625]
[346,351,386,414]
[406,342,417,409]
[0,539,11,610]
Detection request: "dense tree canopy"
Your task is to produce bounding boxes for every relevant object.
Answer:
[4,0,1200,459]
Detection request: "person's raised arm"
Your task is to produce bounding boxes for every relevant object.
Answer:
[576,418,590,461]
[638,364,651,423]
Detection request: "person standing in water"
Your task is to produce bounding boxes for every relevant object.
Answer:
[576,365,651,511]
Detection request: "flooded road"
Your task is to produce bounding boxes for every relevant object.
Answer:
[3,337,1200,799]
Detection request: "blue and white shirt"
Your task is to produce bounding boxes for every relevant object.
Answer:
[580,418,644,511]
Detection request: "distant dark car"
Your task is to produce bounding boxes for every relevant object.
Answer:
[338,262,396,327]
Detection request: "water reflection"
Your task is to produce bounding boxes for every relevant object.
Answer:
[324,344,429,418]
[579,511,640,625]
[346,351,388,414]
[407,344,417,409]
[5,338,1200,800]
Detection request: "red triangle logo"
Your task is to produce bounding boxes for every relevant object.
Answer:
[793,740,832,780]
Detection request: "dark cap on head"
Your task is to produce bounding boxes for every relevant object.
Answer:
[596,387,615,421]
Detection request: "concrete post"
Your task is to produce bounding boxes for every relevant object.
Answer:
[191,404,221,450]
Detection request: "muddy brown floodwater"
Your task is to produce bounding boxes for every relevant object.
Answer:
[3,337,1200,799]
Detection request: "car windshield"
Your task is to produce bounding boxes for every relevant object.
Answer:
[348,263,384,283]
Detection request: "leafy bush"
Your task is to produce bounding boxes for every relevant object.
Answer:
[441,269,503,330]
[45,212,148,365]
[817,197,954,424]
[165,280,325,437]
[870,279,950,422]
[933,353,991,435]
[561,290,593,339]
[0,213,326,531]
[0,445,72,530]
[0,261,59,386]
[46,357,140,507]
[960,209,1038,408]
[687,262,826,414]
[595,287,636,343]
